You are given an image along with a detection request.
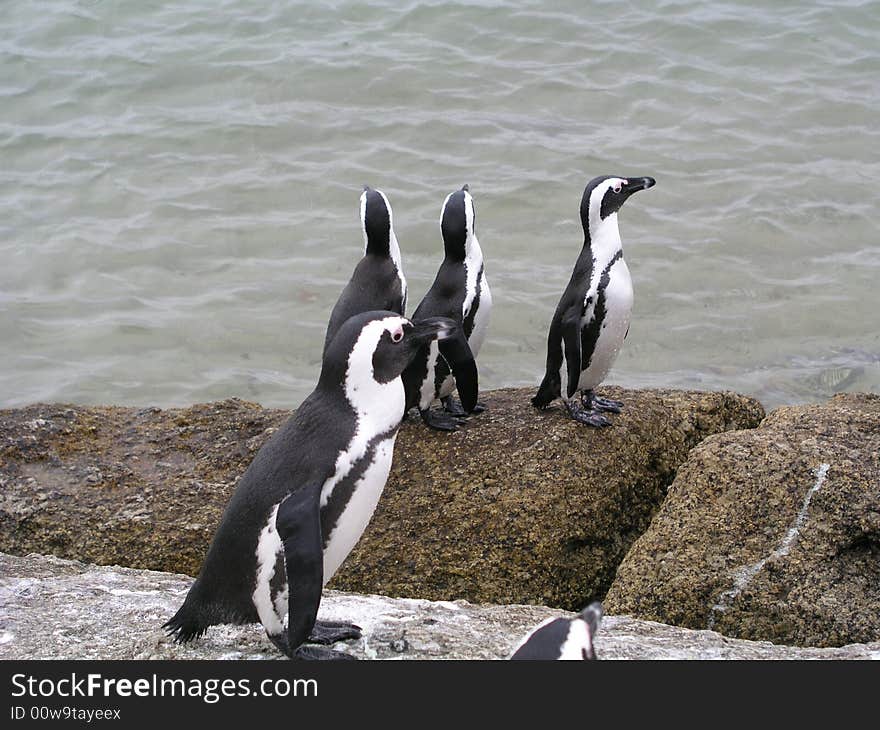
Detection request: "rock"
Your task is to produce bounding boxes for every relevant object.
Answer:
[605,393,880,648]
[2,552,877,660]
[0,388,764,610]
[336,387,763,609]
[0,399,278,581]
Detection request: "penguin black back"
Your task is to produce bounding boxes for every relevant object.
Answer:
[402,185,488,430]
[510,603,603,660]
[323,187,407,354]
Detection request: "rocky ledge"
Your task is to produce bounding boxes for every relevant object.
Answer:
[2,553,877,660]
[605,393,880,647]
[0,387,763,610]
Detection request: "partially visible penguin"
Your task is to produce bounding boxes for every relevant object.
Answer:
[532,175,655,426]
[322,187,407,354]
[402,184,490,431]
[510,602,603,660]
[164,311,467,660]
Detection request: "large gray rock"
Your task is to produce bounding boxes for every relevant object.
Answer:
[605,393,880,647]
[1,553,877,660]
[0,387,764,610]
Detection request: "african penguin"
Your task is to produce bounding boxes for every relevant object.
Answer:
[532,175,655,426]
[402,184,490,431]
[164,311,465,660]
[323,187,407,355]
[510,602,603,660]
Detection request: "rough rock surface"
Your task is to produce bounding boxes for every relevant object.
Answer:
[0,387,764,609]
[337,387,763,608]
[2,553,877,660]
[605,393,880,648]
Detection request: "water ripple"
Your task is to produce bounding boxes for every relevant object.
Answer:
[1,0,878,408]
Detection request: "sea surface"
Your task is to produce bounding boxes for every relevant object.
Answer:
[2,0,878,411]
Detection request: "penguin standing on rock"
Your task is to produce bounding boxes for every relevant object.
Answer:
[164,311,466,660]
[323,187,407,354]
[403,185,490,430]
[510,602,603,660]
[532,175,655,426]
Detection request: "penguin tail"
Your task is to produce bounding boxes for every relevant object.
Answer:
[162,592,211,644]
[531,372,560,410]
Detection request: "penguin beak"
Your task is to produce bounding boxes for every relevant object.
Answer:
[622,177,655,196]
[411,317,458,344]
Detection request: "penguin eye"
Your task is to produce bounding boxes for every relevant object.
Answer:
[390,327,404,344]
[612,180,625,194]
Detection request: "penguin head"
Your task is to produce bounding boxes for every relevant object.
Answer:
[575,601,604,660]
[580,175,655,235]
[321,311,458,389]
[440,184,476,261]
[509,601,604,660]
[360,187,394,257]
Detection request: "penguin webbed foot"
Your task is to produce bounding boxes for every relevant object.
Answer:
[294,645,358,661]
[564,399,612,428]
[269,625,361,658]
[420,407,465,432]
[268,631,292,657]
[308,620,362,645]
[441,396,486,417]
[583,391,623,413]
[441,395,468,417]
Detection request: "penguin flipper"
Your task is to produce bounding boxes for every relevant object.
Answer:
[275,486,324,658]
[561,314,583,399]
[437,327,479,413]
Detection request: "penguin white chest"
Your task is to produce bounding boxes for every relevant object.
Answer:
[467,272,492,358]
[321,434,397,583]
[557,620,594,660]
[577,256,633,391]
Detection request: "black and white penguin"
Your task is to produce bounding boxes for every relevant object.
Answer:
[322,187,407,354]
[510,602,603,660]
[402,184,490,431]
[532,175,655,426]
[164,311,464,660]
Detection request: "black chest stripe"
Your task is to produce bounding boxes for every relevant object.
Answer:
[580,250,622,372]
[461,263,482,339]
[319,426,398,550]
[433,351,452,395]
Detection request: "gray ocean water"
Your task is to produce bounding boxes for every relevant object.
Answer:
[2,0,878,411]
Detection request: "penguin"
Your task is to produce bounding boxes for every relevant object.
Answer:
[510,602,603,660]
[322,187,407,355]
[532,175,655,426]
[402,184,490,431]
[164,311,466,660]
